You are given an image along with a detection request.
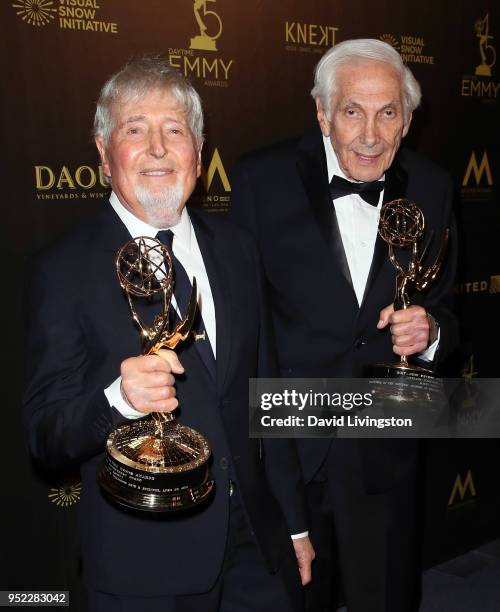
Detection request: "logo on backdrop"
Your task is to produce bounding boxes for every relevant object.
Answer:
[34,164,110,200]
[12,0,56,26]
[168,0,233,87]
[285,20,339,54]
[461,150,494,202]
[379,33,435,65]
[475,14,496,77]
[455,275,500,294]
[48,478,81,507]
[448,469,477,507]
[190,0,222,52]
[11,0,119,34]
[194,147,231,213]
[461,14,499,100]
[489,275,500,293]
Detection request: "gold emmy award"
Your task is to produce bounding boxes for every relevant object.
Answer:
[475,14,496,77]
[190,0,222,51]
[98,237,214,512]
[365,199,449,391]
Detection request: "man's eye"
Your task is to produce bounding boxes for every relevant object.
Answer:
[345,109,357,116]
[127,127,141,135]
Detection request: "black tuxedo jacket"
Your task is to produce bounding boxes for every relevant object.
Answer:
[230,127,458,490]
[23,203,308,597]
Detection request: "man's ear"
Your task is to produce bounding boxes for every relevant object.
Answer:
[196,137,204,178]
[95,136,111,178]
[316,97,331,137]
[402,112,413,138]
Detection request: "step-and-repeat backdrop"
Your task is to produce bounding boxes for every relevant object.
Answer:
[2,1,498,606]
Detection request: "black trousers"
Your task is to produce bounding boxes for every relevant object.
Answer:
[87,487,304,612]
[305,440,418,612]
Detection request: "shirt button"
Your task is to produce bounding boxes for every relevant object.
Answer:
[220,457,229,470]
[360,241,367,247]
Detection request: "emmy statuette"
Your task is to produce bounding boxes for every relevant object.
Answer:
[98,237,214,512]
[365,199,449,400]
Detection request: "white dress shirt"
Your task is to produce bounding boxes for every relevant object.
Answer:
[104,192,216,419]
[323,136,438,360]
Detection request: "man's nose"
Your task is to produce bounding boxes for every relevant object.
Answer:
[148,129,167,158]
[360,117,379,147]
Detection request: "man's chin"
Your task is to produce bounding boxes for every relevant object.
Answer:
[348,165,385,182]
[146,207,182,229]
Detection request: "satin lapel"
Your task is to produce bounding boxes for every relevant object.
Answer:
[360,157,408,308]
[296,131,354,292]
[189,209,231,395]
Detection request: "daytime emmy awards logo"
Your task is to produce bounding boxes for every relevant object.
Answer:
[168,0,233,87]
[12,0,56,26]
[461,14,499,99]
[475,14,496,76]
[190,0,222,52]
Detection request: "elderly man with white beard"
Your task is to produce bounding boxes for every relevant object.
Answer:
[23,58,313,612]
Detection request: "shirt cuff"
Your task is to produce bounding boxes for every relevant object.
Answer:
[417,326,441,362]
[291,531,309,540]
[104,377,144,419]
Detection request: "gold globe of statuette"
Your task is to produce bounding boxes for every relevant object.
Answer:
[378,198,424,248]
[98,237,215,512]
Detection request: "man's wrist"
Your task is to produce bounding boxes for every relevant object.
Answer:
[427,313,439,347]
[120,380,135,409]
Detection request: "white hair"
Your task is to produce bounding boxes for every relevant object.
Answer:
[94,56,203,146]
[311,39,422,121]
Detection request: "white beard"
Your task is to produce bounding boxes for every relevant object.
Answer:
[134,182,184,228]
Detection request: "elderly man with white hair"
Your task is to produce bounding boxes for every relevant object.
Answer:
[231,39,458,612]
[24,58,314,612]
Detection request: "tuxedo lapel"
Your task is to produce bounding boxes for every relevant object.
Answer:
[189,209,231,395]
[360,155,408,309]
[94,201,133,253]
[296,129,354,293]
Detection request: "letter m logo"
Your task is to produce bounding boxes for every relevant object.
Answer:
[448,469,477,506]
[462,151,493,186]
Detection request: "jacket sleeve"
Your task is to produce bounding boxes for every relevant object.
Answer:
[241,219,309,536]
[415,176,459,367]
[23,256,124,471]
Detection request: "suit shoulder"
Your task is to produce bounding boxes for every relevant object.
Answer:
[234,135,302,172]
[31,203,110,269]
[398,148,452,186]
[189,207,257,251]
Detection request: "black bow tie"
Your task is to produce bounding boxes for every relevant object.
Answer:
[329,174,385,207]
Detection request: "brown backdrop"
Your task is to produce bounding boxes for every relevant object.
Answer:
[1,1,498,606]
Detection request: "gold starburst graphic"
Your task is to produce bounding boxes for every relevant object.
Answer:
[380,34,400,50]
[48,480,82,507]
[12,0,57,27]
